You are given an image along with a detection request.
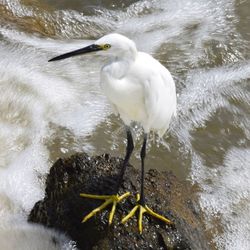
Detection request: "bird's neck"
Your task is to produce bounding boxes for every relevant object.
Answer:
[102,57,134,79]
[102,43,137,79]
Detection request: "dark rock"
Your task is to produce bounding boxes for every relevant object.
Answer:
[28,153,211,250]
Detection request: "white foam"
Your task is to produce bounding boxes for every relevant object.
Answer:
[194,148,250,250]
[0,0,250,249]
[0,20,110,247]
[173,61,250,249]
[174,63,250,143]
[0,43,109,210]
[0,222,76,250]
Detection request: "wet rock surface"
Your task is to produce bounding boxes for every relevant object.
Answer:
[29,153,210,250]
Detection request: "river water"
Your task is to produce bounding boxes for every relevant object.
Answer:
[0,0,249,249]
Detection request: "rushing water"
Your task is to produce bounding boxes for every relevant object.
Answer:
[0,0,249,249]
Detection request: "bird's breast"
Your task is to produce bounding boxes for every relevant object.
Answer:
[100,70,147,124]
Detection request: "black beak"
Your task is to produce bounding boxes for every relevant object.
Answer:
[48,44,103,62]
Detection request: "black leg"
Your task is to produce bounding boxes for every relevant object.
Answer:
[139,133,147,206]
[115,127,134,193]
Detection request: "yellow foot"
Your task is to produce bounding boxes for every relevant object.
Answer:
[80,192,130,225]
[121,194,173,234]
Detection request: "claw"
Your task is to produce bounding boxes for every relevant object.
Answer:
[121,194,172,233]
[80,192,130,224]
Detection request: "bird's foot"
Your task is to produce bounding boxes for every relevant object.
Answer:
[121,194,172,234]
[80,192,130,225]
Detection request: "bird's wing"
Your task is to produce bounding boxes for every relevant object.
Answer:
[142,68,176,136]
[142,73,163,132]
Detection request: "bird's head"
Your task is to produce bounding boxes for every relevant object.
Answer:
[48,33,137,62]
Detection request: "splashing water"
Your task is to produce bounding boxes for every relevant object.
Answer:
[0,0,249,249]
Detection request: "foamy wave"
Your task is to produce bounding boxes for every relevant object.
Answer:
[194,148,250,250]
[0,0,250,249]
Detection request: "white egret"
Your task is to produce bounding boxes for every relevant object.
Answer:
[49,33,176,233]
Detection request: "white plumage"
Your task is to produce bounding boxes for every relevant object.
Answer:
[97,33,176,137]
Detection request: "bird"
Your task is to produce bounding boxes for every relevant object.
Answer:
[49,33,177,233]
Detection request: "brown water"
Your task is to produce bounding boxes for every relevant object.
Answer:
[0,0,249,249]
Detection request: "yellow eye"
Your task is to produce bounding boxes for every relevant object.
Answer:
[103,44,111,50]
